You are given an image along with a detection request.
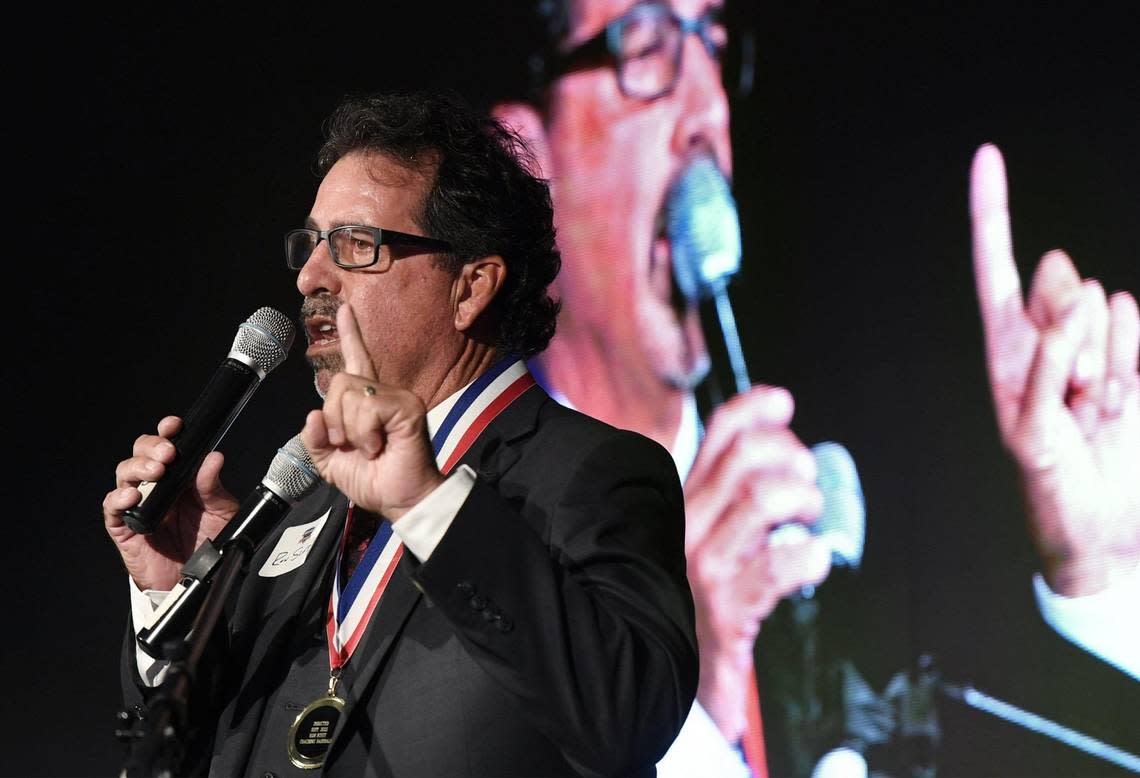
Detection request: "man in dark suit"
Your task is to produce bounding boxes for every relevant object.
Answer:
[104,92,698,776]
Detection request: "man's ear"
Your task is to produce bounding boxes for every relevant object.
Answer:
[492,101,552,179]
[454,255,507,333]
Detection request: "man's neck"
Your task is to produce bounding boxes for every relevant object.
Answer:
[420,342,501,412]
[535,331,685,454]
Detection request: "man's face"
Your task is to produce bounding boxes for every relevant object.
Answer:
[296,151,459,399]
[545,0,732,389]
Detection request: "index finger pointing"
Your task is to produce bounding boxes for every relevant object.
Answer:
[337,303,379,381]
[970,144,1026,344]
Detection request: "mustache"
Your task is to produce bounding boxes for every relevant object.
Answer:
[300,293,341,322]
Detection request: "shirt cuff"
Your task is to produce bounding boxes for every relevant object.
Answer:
[1033,560,1140,681]
[128,579,174,687]
[391,464,477,562]
[656,701,751,778]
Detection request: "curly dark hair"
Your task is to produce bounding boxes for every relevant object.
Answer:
[316,91,561,358]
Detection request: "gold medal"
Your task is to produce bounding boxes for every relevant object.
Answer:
[287,670,346,769]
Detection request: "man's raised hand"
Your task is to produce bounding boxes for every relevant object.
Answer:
[970,143,1140,597]
[301,303,444,520]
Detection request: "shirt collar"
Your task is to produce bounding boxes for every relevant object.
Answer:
[672,392,700,483]
[426,380,469,438]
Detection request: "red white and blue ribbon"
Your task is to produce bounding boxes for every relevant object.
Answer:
[432,358,534,475]
[326,357,536,665]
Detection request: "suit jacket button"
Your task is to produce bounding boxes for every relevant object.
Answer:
[469,594,487,610]
[496,616,514,633]
[263,772,278,778]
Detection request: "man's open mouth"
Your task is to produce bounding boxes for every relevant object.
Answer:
[305,317,339,349]
[652,200,690,316]
[301,294,342,352]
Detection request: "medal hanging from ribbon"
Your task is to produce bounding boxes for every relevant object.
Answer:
[287,358,536,769]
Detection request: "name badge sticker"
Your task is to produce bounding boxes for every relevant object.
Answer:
[259,510,331,578]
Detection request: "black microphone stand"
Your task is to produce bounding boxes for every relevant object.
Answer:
[119,536,253,778]
[938,676,1140,772]
[858,656,1140,774]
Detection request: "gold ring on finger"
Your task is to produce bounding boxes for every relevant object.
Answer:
[362,385,376,397]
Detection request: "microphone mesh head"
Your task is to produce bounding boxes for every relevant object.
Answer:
[666,156,743,301]
[765,442,866,569]
[229,307,295,375]
[264,434,321,503]
[811,441,865,568]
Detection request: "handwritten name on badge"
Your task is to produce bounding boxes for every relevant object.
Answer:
[259,510,330,577]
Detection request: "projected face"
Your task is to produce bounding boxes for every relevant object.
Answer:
[544,0,732,390]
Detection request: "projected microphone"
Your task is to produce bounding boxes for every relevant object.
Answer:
[122,307,295,534]
[769,441,866,584]
[137,434,320,657]
[667,155,748,394]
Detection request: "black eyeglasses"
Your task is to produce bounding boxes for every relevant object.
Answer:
[546,1,729,101]
[284,225,452,271]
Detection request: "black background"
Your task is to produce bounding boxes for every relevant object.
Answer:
[8,1,1138,775]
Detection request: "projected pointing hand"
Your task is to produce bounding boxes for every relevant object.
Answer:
[970,143,1140,597]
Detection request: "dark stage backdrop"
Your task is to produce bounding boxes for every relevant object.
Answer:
[11,2,1138,776]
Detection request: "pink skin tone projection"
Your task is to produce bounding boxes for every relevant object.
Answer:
[970,144,1139,599]
[497,0,1139,744]
[495,0,831,740]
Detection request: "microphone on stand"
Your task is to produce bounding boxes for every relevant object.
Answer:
[117,436,321,774]
[122,307,296,534]
[136,434,321,657]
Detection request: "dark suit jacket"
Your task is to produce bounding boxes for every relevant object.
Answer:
[124,385,698,777]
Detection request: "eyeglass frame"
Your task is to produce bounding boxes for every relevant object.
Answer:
[543,1,727,101]
[284,225,453,271]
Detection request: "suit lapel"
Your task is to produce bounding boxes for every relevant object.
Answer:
[249,487,348,645]
[337,552,422,702]
[461,382,544,484]
[228,484,347,673]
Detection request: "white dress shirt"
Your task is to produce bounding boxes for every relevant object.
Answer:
[1033,562,1140,680]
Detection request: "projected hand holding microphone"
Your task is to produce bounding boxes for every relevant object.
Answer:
[669,157,865,582]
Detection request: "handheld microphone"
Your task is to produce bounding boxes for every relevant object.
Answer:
[122,307,295,534]
[137,434,320,657]
[770,441,866,574]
